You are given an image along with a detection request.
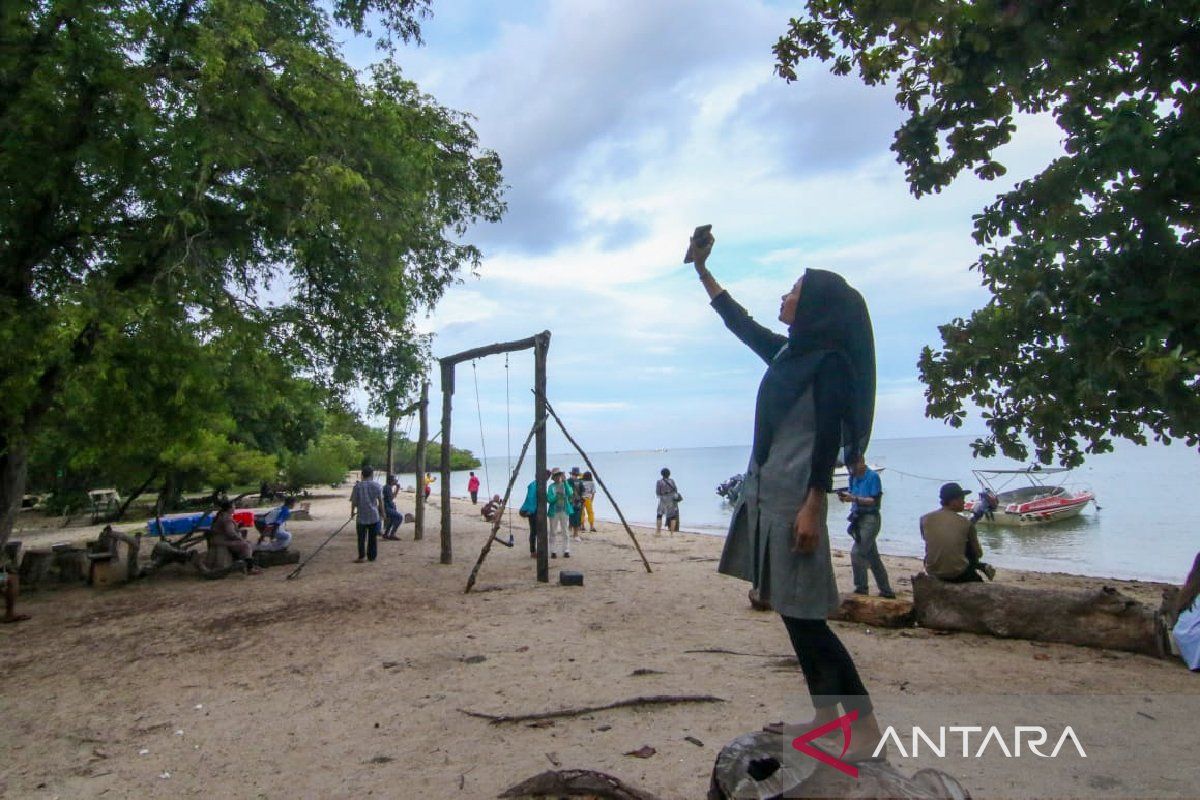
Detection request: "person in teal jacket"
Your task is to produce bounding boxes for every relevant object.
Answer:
[547,468,574,559]
[520,469,551,558]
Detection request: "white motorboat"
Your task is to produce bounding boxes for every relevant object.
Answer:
[964,467,1095,526]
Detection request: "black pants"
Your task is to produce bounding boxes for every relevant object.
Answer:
[782,616,872,715]
[527,513,538,554]
[356,521,380,561]
[941,567,984,583]
[470,490,478,504]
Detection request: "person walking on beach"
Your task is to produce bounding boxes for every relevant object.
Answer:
[838,456,895,598]
[692,228,884,760]
[547,467,574,559]
[580,470,597,532]
[920,483,996,583]
[655,467,680,534]
[350,467,387,563]
[519,469,551,558]
[424,472,435,500]
[468,472,480,504]
[568,467,585,540]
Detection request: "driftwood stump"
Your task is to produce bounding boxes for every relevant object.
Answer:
[708,731,970,799]
[254,549,300,568]
[912,573,1163,657]
[830,593,915,629]
[499,769,662,799]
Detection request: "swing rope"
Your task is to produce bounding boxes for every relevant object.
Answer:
[505,353,513,539]
[471,360,492,497]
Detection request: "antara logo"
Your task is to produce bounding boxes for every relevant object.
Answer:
[791,715,1088,780]
[874,725,1088,760]
[791,710,860,779]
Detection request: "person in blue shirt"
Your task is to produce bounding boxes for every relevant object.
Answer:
[255,497,295,552]
[837,456,895,598]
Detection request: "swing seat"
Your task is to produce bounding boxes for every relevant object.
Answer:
[559,570,583,587]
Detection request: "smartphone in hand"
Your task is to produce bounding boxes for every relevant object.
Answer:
[683,224,713,264]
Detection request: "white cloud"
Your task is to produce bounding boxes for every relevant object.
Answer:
[359,2,1069,451]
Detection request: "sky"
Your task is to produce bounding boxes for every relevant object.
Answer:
[342,1,1066,458]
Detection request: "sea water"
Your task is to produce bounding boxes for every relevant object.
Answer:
[396,435,1198,583]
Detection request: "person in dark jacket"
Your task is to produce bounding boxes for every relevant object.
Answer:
[691,228,884,762]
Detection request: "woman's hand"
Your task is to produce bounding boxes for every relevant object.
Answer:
[691,232,722,299]
[792,487,826,554]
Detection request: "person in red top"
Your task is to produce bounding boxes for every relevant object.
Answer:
[467,472,481,504]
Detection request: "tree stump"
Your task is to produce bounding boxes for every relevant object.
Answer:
[19,550,54,590]
[708,731,971,799]
[53,547,87,583]
[499,769,663,799]
[830,593,915,628]
[911,573,1163,656]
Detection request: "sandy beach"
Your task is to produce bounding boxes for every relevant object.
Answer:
[1,486,1196,799]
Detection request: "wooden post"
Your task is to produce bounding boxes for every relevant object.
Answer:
[414,381,429,541]
[385,412,396,481]
[440,362,454,564]
[534,333,549,583]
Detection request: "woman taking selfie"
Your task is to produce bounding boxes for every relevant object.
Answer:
[690,228,883,760]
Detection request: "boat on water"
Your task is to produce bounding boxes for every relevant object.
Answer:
[716,464,884,504]
[963,467,1096,526]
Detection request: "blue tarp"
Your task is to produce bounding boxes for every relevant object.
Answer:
[146,512,212,537]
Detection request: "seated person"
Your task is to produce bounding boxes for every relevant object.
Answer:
[382,476,402,541]
[1,545,29,624]
[480,494,504,524]
[920,483,996,583]
[91,524,143,582]
[255,497,295,551]
[1171,552,1200,671]
[213,500,262,574]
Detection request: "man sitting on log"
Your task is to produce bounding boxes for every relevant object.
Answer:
[254,497,295,552]
[920,483,996,583]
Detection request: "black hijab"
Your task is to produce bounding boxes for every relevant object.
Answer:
[751,268,875,467]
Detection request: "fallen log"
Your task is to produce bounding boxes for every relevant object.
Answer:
[459,693,724,725]
[500,769,662,799]
[708,731,971,799]
[830,593,915,629]
[912,573,1164,657]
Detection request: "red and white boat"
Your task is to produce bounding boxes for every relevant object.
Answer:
[963,467,1095,526]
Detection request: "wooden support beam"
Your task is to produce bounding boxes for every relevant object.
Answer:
[464,417,544,593]
[534,333,549,583]
[440,362,453,564]
[439,333,546,367]
[414,381,429,541]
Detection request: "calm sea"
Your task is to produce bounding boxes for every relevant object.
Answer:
[395,435,1198,583]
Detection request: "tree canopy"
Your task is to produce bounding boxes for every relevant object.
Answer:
[0,0,503,541]
[776,0,1200,465]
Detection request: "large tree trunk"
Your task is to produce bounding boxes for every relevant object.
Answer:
[0,435,30,550]
[912,573,1165,657]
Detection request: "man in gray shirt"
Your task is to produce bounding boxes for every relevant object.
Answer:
[350,466,387,563]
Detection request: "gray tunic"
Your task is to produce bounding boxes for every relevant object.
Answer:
[717,385,840,619]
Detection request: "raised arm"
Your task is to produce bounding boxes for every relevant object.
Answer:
[691,234,787,364]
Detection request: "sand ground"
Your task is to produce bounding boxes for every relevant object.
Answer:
[1,486,1196,799]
